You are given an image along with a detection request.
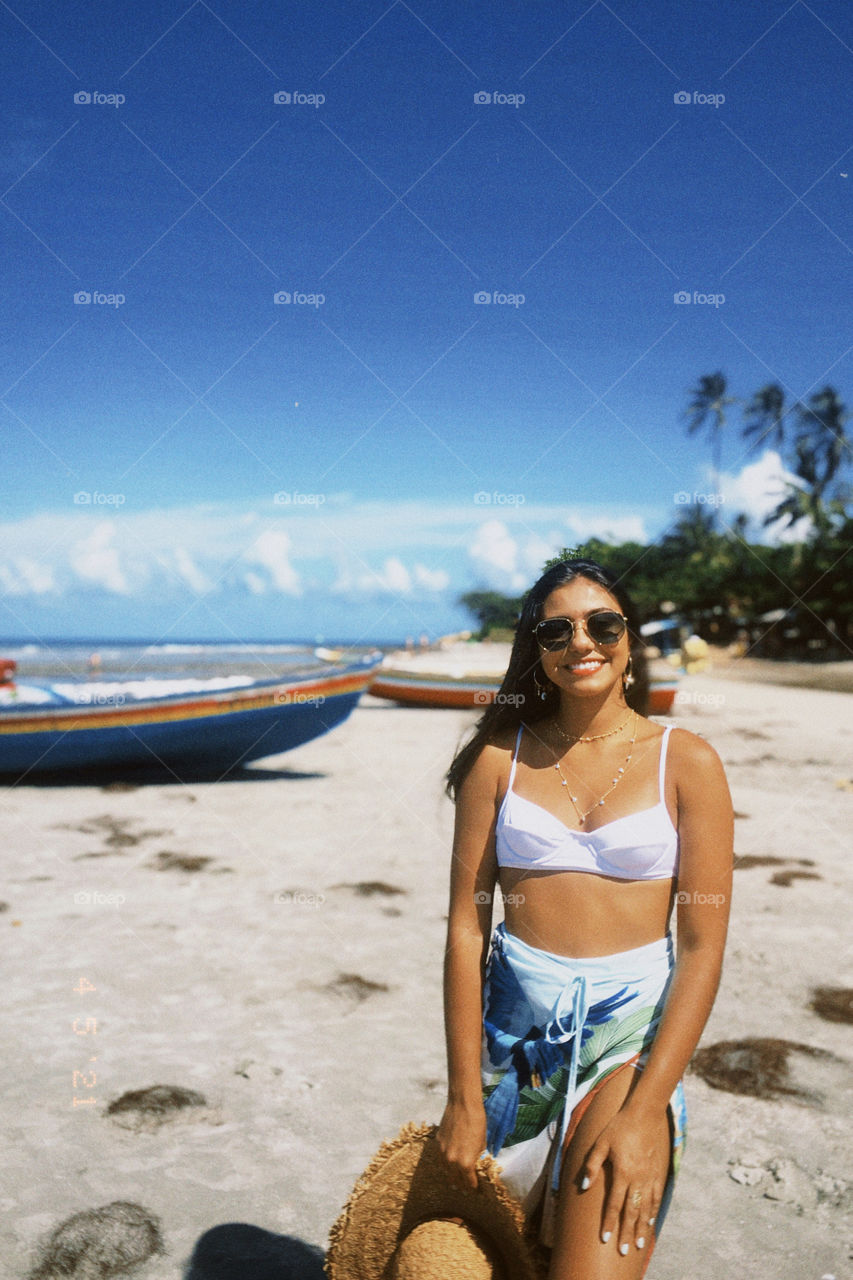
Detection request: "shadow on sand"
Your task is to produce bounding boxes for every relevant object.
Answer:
[184,1224,326,1279]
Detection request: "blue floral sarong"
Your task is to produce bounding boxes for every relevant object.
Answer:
[481,924,687,1249]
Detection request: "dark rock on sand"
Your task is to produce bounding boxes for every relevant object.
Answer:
[27,1200,163,1280]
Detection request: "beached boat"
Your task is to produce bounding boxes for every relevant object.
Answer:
[369,647,679,714]
[0,652,381,777]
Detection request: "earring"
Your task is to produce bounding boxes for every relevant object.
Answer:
[622,656,635,691]
[533,668,550,702]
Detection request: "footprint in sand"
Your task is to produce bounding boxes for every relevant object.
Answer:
[27,1200,163,1280]
[323,972,390,1004]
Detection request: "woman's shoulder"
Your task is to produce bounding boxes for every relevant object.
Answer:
[663,723,728,781]
[458,722,523,796]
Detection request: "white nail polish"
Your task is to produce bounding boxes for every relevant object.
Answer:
[601,1230,611,1243]
[619,1242,629,1256]
[636,1237,645,1249]
[580,1175,590,1190]
[648,1216,656,1226]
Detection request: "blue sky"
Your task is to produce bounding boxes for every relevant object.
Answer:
[1,0,851,642]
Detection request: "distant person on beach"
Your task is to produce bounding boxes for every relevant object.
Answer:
[438,557,733,1278]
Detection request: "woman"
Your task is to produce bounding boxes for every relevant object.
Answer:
[437,558,732,1279]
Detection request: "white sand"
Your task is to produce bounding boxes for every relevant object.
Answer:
[3,674,852,1278]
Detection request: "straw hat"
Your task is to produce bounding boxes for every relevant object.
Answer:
[325,1122,547,1280]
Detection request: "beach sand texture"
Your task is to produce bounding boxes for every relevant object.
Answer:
[3,673,852,1279]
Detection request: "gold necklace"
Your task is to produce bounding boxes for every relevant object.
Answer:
[551,710,632,745]
[553,710,638,826]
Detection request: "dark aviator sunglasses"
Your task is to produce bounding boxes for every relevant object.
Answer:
[533,610,628,651]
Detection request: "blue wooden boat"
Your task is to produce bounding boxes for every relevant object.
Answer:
[0,652,381,777]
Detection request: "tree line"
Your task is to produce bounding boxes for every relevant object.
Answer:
[460,374,852,660]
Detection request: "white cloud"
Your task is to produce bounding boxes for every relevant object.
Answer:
[719,450,812,542]
[564,511,648,543]
[69,522,130,594]
[469,520,527,590]
[173,547,215,595]
[244,530,301,595]
[413,564,450,591]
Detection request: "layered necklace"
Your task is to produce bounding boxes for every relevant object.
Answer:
[551,709,638,826]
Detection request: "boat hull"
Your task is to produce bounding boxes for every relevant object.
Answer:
[369,670,679,714]
[0,659,380,777]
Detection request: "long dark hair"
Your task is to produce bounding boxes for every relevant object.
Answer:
[445,558,648,800]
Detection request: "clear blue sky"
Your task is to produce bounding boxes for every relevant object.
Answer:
[1,1,851,642]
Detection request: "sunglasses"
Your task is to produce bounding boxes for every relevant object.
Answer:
[533,610,628,651]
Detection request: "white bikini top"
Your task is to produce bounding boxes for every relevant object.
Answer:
[495,724,679,880]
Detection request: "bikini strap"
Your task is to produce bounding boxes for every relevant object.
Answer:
[658,725,673,802]
[507,723,524,793]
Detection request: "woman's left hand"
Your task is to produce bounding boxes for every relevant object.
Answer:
[579,1104,666,1255]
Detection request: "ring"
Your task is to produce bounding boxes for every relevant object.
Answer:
[631,1190,642,1207]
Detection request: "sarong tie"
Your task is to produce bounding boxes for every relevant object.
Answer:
[544,973,590,1193]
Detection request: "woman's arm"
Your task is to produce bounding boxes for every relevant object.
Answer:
[436,742,503,1189]
[582,729,734,1242]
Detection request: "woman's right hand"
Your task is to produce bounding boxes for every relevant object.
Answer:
[436,1099,487,1191]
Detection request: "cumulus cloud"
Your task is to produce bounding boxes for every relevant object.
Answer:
[470,520,527,590]
[68,522,130,594]
[244,530,301,595]
[719,450,812,542]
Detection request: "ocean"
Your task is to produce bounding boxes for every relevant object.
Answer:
[0,640,391,681]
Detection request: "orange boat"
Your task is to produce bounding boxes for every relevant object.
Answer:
[369,657,679,714]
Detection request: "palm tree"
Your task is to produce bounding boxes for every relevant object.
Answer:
[742,383,789,452]
[764,387,851,539]
[683,373,736,520]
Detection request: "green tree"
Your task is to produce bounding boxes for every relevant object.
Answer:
[683,372,737,517]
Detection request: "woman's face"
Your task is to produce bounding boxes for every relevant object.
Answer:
[536,576,631,703]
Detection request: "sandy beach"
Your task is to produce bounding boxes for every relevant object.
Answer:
[3,671,852,1279]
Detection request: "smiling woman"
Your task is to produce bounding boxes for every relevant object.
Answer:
[437,557,733,1280]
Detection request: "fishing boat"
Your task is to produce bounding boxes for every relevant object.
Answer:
[0,651,381,777]
[369,645,679,714]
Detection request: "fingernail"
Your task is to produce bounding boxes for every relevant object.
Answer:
[648,1216,656,1226]
[636,1237,645,1249]
[619,1243,629,1256]
[580,1175,590,1190]
[601,1230,611,1243]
